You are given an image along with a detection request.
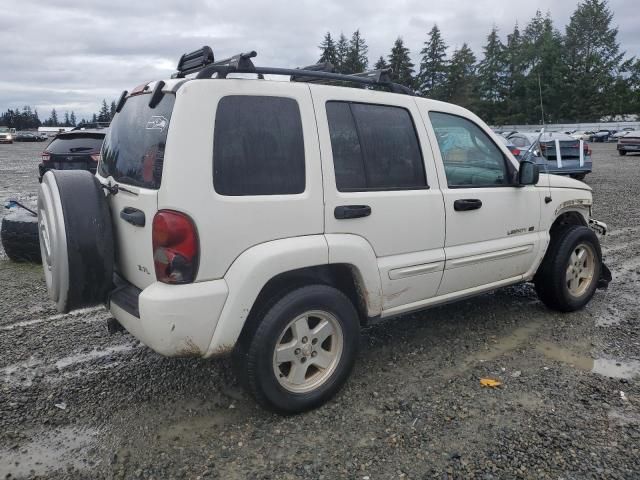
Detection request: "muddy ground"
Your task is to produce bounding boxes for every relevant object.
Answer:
[1,141,639,479]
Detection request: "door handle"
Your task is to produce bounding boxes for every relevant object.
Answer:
[454,199,483,211]
[120,207,146,227]
[334,205,372,219]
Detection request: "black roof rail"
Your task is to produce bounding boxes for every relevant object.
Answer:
[173,46,414,96]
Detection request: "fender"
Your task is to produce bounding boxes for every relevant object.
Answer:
[325,234,383,317]
[205,235,329,357]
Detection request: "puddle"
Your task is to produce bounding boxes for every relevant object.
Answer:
[537,342,640,379]
[157,410,240,443]
[0,426,97,478]
[475,321,542,362]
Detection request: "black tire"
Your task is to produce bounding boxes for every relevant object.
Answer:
[534,225,602,312]
[1,210,41,263]
[38,170,114,313]
[234,285,360,414]
[618,150,626,156]
[571,173,586,181]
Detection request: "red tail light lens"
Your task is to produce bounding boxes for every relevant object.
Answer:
[42,152,50,162]
[512,148,521,156]
[584,143,592,156]
[152,210,199,284]
[91,153,101,163]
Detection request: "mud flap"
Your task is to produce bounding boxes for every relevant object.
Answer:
[597,262,612,290]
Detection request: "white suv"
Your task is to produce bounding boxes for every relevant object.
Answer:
[37,47,610,413]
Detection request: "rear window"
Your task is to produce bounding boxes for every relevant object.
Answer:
[213,96,305,196]
[99,93,175,189]
[47,134,104,154]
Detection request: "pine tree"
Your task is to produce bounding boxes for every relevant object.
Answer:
[318,32,338,66]
[417,25,448,99]
[70,111,76,127]
[109,101,117,120]
[343,29,368,74]
[503,22,528,123]
[444,44,477,108]
[335,33,349,73]
[563,0,625,121]
[91,113,98,123]
[50,109,59,127]
[387,37,414,88]
[374,56,388,70]
[97,100,110,122]
[63,112,70,127]
[477,27,507,123]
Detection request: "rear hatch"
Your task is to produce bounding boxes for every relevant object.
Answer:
[97,90,175,289]
[540,140,584,160]
[44,133,104,172]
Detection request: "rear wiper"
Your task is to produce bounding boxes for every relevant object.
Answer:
[69,147,93,152]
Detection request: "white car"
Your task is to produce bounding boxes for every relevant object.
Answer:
[570,131,595,141]
[37,46,611,413]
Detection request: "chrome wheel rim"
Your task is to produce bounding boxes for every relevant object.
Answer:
[272,310,344,393]
[566,243,596,297]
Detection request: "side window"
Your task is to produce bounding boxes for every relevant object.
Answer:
[213,96,305,196]
[429,112,512,188]
[326,101,426,192]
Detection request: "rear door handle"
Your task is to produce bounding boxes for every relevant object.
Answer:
[120,207,145,227]
[454,199,483,211]
[334,205,372,219]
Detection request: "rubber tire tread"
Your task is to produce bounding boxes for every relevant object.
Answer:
[236,285,360,414]
[1,211,41,263]
[534,224,601,312]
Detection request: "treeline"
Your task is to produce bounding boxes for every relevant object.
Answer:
[318,0,640,124]
[0,99,116,130]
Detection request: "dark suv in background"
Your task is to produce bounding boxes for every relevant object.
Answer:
[39,127,107,181]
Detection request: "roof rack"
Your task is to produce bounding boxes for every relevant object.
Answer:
[172,46,414,95]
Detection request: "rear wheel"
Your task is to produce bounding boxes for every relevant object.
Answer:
[571,173,586,181]
[235,285,360,414]
[618,150,627,156]
[38,170,114,313]
[1,210,41,263]
[534,225,602,312]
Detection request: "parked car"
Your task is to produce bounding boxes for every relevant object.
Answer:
[611,128,635,141]
[589,130,612,143]
[36,46,610,413]
[617,130,640,156]
[509,131,592,180]
[570,131,595,141]
[0,126,13,144]
[14,132,40,142]
[496,135,523,159]
[36,132,49,141]
[38,128,106,180]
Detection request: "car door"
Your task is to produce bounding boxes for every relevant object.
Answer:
[310,86,446,313]
[424,110,543,296]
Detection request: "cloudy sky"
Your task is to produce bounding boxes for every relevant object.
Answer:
[1,0,637,121]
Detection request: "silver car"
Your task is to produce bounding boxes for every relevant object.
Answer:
[508,131,592,180]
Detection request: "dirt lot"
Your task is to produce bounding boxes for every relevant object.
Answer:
[1,141,639,479]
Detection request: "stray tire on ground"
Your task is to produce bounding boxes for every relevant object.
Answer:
[1,210,41,263]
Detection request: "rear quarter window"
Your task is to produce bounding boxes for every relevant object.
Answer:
[213,96,305,196]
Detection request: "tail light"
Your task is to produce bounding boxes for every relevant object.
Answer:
[90,153,102,163]
[511,148,521,156]
[584,143,592,156]
[152,210,199,284]
[42,152,50,162]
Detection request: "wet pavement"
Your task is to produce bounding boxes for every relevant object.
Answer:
[1,141,639,479]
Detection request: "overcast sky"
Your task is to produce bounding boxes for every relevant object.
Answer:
[1,0,638,121]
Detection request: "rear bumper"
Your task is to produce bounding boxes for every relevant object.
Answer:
[39,163,97,179]
[109,277,229,357]
[617,144,640,152]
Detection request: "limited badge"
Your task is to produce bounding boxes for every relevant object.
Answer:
[146,116,168,131]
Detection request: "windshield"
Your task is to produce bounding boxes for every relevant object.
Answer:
[99,93,175,189]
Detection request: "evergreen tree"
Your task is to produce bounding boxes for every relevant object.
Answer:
[318,32,338,66]
[70,111,76,127]
[503,22,528,123]
[64,112,70,127]
[91,113,98,123]
[387,37,414,87]
[374,55,388,70]
[109,101,117,120]
[50,109,59,127]
[443,44,477,108]
[563,0,624,121]
[335,33,349,73]
[98,100,110,122]
[417,25,448,99]
[476,27,507,123]
[343,29,368,74]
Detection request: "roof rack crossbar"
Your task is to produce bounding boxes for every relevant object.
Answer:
[174,46,215,78]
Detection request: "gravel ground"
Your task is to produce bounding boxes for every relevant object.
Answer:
[1,141,639,479]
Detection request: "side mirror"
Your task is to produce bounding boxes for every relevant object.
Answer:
[518,160,539,186]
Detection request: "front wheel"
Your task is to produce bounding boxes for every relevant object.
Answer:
[234,285,360,414]
[535,225,602,312]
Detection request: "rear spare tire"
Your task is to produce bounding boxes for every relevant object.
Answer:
[1,210,41,263]
[38,170,114,313]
